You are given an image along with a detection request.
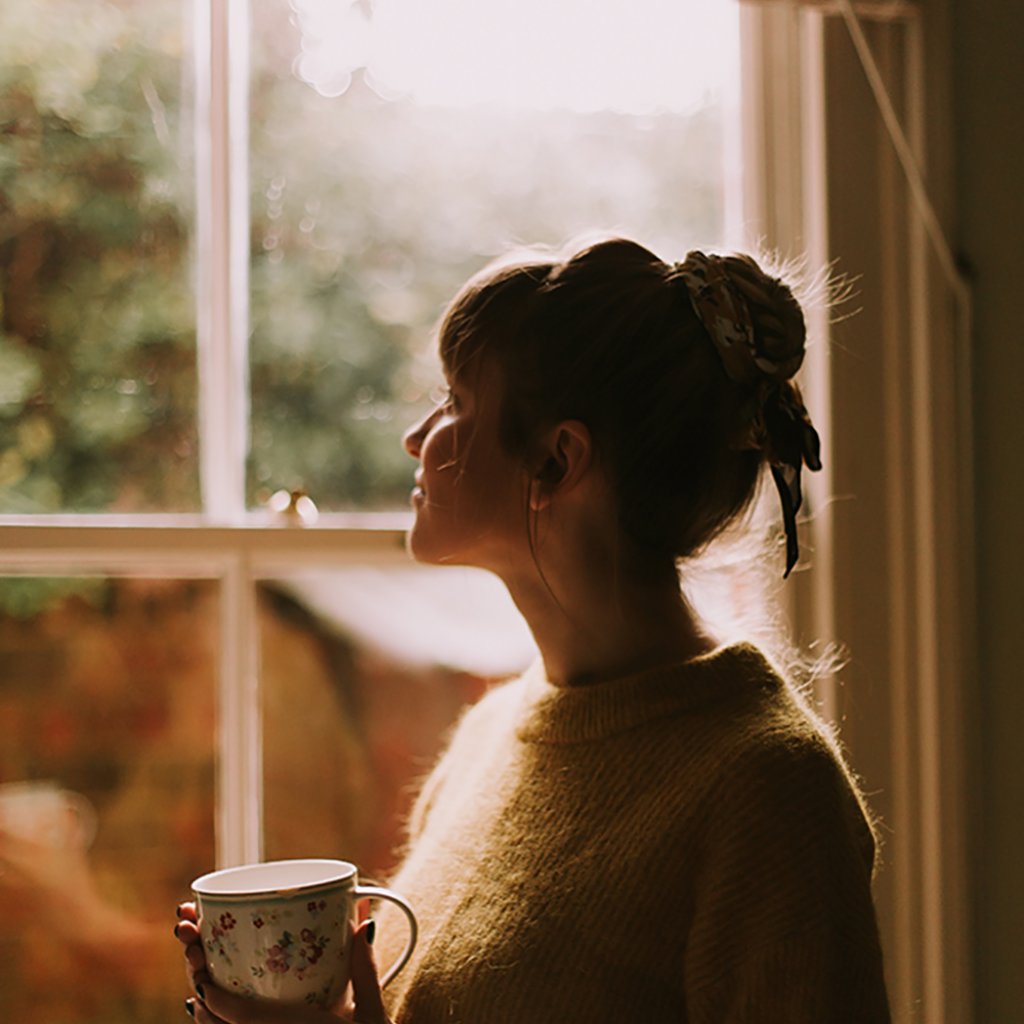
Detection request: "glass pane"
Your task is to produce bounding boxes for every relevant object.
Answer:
[248,0,739,511]
[0,1,197,513]
[260,565,535,877]
[0,577,217,1024]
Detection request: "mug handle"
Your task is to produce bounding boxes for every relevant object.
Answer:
[353,884,419,988]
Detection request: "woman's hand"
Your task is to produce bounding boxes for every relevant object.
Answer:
[175,903,393,1024]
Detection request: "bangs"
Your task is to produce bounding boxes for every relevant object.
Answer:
[437,257,556,381]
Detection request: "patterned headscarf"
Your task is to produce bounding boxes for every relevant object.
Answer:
[675,251,822,578]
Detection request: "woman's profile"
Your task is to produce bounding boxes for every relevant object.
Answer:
[176,237,890,1023]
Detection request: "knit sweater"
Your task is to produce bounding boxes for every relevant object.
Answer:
[376,643,890,1023]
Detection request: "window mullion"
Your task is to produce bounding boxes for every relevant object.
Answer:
[196,0,256,867]
[195,0,250,525]
[217,554,263,867]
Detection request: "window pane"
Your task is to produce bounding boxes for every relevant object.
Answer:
[0,577,217,1024]
[248,0,739,511]
[260,566,534,876]
[0,1,197,513]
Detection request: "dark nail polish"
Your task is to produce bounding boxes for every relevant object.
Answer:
[195,983,205,1001]
[366,919,376,946]
[184,999,196,1018]
[176,905,185,919]
[173,923,181,939]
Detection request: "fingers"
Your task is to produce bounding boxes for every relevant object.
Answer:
[197,980,340,1023]
[188,996,228,1023]
[175,918,201,947]
[174,902,208,991]
[350,921,390,1024]
[175,903,201,954]
[195,983,261,1023]
[181,937,206,991]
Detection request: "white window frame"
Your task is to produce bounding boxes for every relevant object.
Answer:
[0,517,412,866]
[0,0,418,868]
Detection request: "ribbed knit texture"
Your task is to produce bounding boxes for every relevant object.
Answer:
[375,644,890,1023]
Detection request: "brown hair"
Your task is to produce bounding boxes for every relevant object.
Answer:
[438,237,809,566]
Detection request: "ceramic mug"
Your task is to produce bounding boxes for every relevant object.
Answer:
[0,780,97,849]
[192,858,417,1009]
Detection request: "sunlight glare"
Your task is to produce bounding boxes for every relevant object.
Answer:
[292,0,739,113]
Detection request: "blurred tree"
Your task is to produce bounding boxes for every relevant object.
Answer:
[1,0,725,519]
[0,0,197,514]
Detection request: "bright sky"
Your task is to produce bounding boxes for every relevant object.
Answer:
[292,0,740,113]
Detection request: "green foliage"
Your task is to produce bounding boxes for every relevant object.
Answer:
[0,574,108,619]
[1,0,195,512]
[1,0,724,515]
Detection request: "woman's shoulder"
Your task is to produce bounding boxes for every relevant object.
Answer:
[454,664,535,735]
[693,643,841,757]
[662,643,880,866]
[400,669,532,843]
[420,665,536,776]
[709,692,879,875]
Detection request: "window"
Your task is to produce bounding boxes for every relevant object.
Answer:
[0,1,742,1019]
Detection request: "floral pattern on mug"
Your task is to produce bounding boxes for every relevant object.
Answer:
[305,980,336,1008]
[205,911,244,967]
[223,976,258,999]
[249,926,333,979]
[251,908,281,930]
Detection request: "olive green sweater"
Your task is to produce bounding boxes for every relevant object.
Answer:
[377,644,890,1022]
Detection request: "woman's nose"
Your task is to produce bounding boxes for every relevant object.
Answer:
[403,414,428,459]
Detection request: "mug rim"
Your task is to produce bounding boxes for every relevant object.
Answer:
[192,858,357,901]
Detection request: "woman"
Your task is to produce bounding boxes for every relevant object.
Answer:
[176,238,890,1022]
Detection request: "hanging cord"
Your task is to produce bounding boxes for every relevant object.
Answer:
[834,0,976,648]
[834,0,973,330]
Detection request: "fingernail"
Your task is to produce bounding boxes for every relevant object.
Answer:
[176,905,185,919]
[195,983,205,1001]
[184,999,196,1018]
[173,923,181,939]
[366,919,376,946]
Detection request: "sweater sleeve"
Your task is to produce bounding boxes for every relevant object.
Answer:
[684,737,890,1023]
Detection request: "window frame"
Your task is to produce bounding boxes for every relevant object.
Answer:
[0,0,417,869]
[0,0,746,866]
[739,4,975,1022]
[0,517,410,866]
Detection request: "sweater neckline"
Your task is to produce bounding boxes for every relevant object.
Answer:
[514,642,781,744]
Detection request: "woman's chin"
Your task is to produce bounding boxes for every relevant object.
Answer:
[405,522,441,565]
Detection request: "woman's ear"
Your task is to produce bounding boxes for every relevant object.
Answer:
[529,420,593,511]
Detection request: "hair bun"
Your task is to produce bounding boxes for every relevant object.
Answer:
[674,249,820,576]
[718,255,807,381]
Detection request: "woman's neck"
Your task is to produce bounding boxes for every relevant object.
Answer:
[502,561,715,688]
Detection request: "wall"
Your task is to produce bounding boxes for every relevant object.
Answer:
[949,0,1024,1020]
[812,3,1021,1015]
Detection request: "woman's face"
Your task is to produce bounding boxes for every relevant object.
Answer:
[402,357,530,573]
